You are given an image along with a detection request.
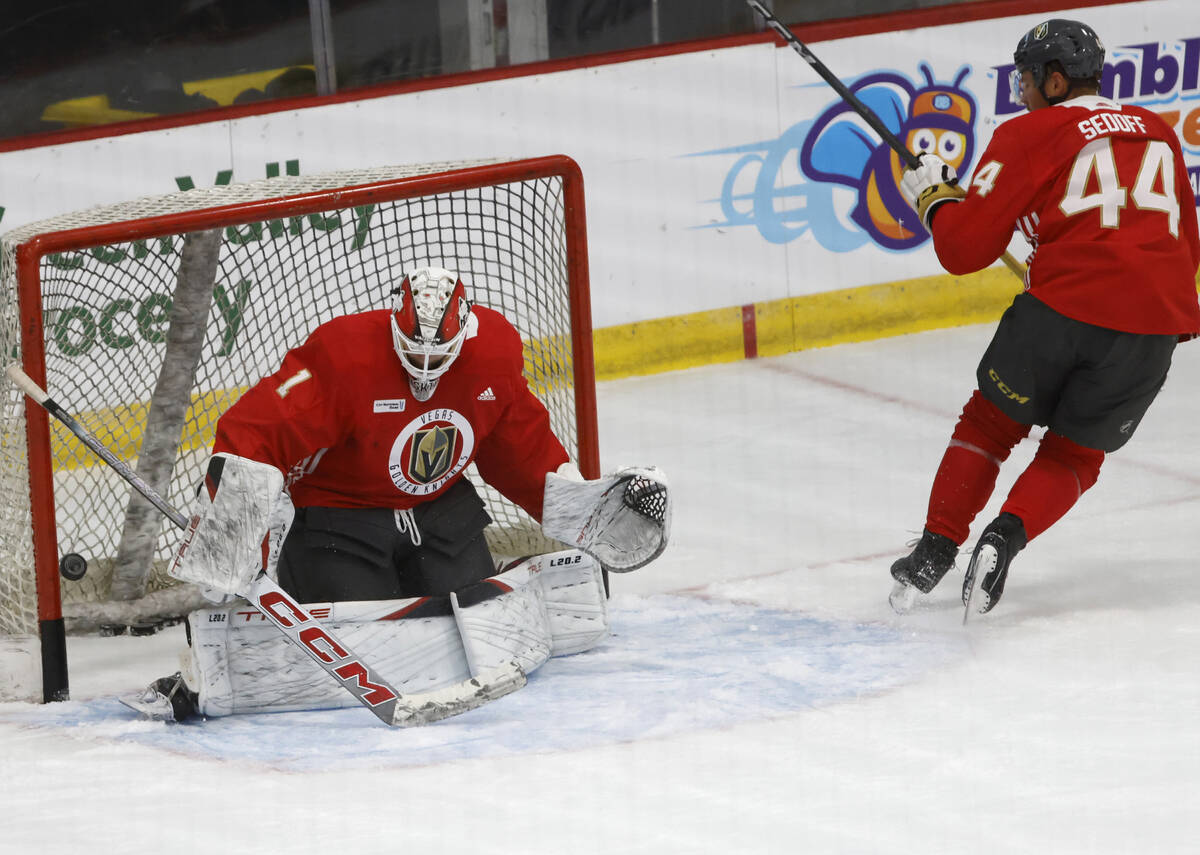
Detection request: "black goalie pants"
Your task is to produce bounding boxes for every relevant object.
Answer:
[276,478,496,602]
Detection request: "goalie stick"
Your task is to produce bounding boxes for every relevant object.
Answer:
[745,0,1028,281]
[6,364,525,726]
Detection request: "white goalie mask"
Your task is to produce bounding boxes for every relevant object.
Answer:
[390,267,472,401]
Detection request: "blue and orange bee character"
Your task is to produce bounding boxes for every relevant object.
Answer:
[799,64,977,250]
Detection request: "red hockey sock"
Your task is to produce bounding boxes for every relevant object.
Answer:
[926,391,1030,544]
[1001,431,1104,541]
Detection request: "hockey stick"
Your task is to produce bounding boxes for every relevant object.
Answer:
[745,0,1028,281]
[7,364,525,726]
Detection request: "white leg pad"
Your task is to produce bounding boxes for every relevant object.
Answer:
[452,564,552,678]
[182,551,607,717]
[186,599,471,717]
[530,550,609,655]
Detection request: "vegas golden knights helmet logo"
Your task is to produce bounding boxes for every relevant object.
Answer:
[409,425,458,484]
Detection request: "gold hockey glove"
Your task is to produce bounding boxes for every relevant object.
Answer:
[900,154,964,230]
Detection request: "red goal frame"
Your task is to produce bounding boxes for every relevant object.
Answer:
[10,154,598,702]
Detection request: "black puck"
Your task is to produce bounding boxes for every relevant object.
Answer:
[59,552,88,581]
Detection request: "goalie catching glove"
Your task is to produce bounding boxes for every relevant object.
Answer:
[541,463,671,572]
[900,153,966,229]
[169,453,289,596]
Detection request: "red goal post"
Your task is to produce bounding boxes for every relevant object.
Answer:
[0,155,598,702]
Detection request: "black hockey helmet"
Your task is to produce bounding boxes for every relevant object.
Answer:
[1013,19,1105,88]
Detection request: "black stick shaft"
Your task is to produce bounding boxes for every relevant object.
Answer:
[746,0,921,168]
[746,0,1028,280]
[6,364,189,528]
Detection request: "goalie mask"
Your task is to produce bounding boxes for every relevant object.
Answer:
[390,267,472,401]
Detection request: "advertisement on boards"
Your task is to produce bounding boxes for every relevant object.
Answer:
[689,4,1200,313]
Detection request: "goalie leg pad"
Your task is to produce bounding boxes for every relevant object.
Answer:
[452,565,552,678]
[457,551,609,660]
[181,554,603,717]
[525,550,609,656]
[185,598,471,716]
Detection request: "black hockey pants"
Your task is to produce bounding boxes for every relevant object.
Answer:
[276,478,495,602]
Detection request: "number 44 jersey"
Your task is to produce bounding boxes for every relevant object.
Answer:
[928,95,1200,336]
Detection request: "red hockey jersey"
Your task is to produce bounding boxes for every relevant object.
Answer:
[213,305,569,520]
[929,95,1200,336]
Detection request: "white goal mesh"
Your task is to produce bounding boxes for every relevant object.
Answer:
[0,155,596,701]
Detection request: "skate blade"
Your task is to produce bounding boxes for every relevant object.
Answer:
[889,580,919,614]
[962,545,998,625]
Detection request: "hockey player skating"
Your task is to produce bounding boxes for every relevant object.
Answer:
[891,20,1200,617]
[124,267,670,721]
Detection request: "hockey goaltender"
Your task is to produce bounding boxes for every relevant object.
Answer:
[123,266,671,723]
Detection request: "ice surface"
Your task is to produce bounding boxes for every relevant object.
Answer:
[3,324,1198,854]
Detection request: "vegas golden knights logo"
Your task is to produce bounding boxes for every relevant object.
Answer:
[409,425,458,484]
[388,408,475,495]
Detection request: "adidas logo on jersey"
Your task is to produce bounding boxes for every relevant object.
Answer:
[477,387,496,401]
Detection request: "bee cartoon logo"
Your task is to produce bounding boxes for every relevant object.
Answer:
[695,63,979,253]
[800,64,977,250]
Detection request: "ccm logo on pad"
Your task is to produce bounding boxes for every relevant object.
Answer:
[256,590,397,707]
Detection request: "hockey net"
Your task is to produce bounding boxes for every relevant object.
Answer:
[0,155,597,701]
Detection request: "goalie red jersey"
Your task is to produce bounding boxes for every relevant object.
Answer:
[213,305,569,520]
[929,95,1200,335]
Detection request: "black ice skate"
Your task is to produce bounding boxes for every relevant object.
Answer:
[119,672,199,723]
[962,512,1028,621]
[888,529,958,613]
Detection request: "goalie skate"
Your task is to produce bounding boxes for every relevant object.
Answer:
[119,672,198,723]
